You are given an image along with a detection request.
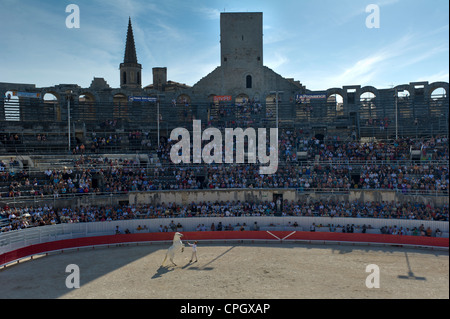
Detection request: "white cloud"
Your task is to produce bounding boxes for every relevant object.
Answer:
[415,71,449,84]
[265,52,289,71]
[195,7,221,20]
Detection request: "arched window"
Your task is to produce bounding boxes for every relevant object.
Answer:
[122,71,127,85]
[246,75,252,89]
[137,71,141,85]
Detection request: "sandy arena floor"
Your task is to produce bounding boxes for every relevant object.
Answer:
[0,242,448,299]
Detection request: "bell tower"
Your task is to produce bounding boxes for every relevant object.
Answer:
[220,12,263,69]
[120,17,142,89]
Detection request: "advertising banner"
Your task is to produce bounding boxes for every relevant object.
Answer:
[213,95,232,102]
[129,96,158,102]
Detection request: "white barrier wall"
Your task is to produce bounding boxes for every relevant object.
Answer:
[1,216,448,255]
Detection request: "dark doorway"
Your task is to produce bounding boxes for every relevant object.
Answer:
[273,193,283,216]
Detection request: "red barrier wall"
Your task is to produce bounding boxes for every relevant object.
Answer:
[1,231,447,267]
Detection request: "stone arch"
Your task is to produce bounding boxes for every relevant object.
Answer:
[78,91,97,120]
[393,85,413,122]
[113,92,128,119]
[394,84,412,98]
[177,94,191,106]
[359,89,377,104]
[265,93,277,103]
[326,89,345,115]
[264,93,278,119]
[235,93,249,104]
[360,86,378,100]
[359,90,377,119]
[428,82,449,120]
[78,91,96,103]
[428,82,448,100]
[326,88,345,99]
[42,92,58,121]
[41,91,62,121]
[42,90,62,102]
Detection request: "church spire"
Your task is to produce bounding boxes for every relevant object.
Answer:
[123,17,138,64]
[120,17,142,89]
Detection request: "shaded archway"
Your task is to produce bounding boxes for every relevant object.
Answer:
[429,86,448,120]
[177,94,191,106]
[113,93,128,119]
[327,93,344,116]
[265,93,277,119]
[78,92,96,121]
[235,93,249,105]
[359,91,378,127]
[43,92,61,121]
[395,89,412,122]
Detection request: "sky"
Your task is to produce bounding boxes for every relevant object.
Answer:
[0,0,448,91]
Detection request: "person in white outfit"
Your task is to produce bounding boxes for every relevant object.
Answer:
[187,241,198,263]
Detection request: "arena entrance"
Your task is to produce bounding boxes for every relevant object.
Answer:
[273,193,283,216]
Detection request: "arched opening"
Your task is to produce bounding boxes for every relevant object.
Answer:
[44,92,60,121]
[122,71,127,85]
[429,87,448,119]
[113,93,128,119]
[359,92,377,126]
[265,94,277,119]
[327,93,344,116]
[4,90,20,121]
[78,92,96,121]
[246,75,252,89]
[395,89,412,122]
[360,92,376,109]
[177,94,191,106]
[397,89,410,99]
[235,93,249,105]
[44,92,59,103]
[79,93,95,102]
[430,87,447,100]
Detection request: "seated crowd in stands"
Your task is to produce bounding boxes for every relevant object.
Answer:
[1,199,447,234]
[0,135,447,208]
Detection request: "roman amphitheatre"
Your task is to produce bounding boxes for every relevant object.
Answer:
[1,237,448,299]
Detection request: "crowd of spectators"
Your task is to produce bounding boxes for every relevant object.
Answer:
[285,132,448,163]
[0,133,21,146]
[1,199,447,234]
[0,134,448,199]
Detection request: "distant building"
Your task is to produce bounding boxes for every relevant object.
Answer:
[0,13,448,147]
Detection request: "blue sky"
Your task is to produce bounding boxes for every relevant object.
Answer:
[0,0,448,91]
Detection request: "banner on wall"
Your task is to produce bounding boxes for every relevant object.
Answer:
[296,94,326,101]
[213,95,232,102]
[10,91,42,99]
[128,96,158,102]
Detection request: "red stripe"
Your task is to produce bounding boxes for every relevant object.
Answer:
[1,231,447,266]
